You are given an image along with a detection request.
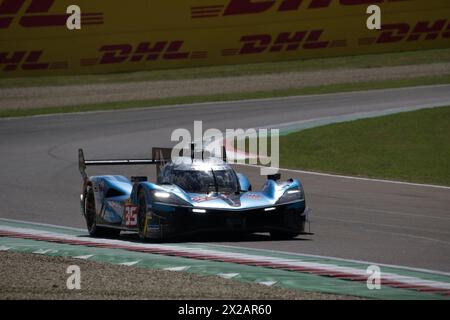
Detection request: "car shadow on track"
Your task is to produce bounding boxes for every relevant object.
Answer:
[115,232,313,244]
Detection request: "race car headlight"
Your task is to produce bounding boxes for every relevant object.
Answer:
[277,188,303,204]
[154,191,170,199]
[152,190,191,206]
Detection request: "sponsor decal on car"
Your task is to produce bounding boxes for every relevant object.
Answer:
[124,205,138,227]
[245,193,261,200]
[191,195,218,202]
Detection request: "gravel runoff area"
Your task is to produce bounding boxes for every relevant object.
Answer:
[0,63,449,110]
[0,251,355,300]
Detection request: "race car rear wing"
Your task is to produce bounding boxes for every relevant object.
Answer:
[78,144,228,180]
[78,148,166,181]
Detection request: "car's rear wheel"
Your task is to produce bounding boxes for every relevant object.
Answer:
[269,231,299,240]
[84,186,120,238]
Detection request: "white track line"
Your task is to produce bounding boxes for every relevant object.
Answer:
[241,163,450,190]
[0,218,85,232]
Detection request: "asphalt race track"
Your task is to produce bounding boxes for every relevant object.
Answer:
[1,85,450,272]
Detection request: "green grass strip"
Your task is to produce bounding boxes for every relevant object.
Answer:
[279,106,450,186]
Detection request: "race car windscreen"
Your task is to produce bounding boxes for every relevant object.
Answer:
[171,169,238,194]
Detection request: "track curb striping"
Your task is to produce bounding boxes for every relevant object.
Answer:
[0,223,449,298]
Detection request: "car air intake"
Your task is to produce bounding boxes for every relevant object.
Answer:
[105,188,126,197]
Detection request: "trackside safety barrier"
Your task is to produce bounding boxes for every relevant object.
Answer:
[1,0,449,77]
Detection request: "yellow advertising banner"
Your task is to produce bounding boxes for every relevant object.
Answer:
[1,0,449,77]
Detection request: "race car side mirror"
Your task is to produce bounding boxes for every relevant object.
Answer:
[236,173,251,192]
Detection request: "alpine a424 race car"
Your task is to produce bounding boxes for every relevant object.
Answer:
[78,146,311,241]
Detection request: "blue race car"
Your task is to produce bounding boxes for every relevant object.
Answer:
[78,146,311,241]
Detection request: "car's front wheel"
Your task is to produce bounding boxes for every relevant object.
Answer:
[84,186,120,238]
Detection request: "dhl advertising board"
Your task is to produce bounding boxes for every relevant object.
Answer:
[1,0,449,77]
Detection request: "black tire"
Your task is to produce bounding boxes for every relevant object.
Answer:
[269,231,299,240]
[137,189,148,241]
[84,186,120,238]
